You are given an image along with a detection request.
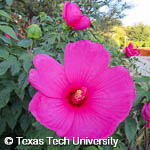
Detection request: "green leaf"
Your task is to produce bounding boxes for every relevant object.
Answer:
[19,54,33,72]
[0,21,9,25]
[0,35,11,44]
[15,72,29,100]
[83,146,98,150]
[118,142,128,150]
[0,46,9,59]
[134,76,150,82]
[0,10,11,19]
[4,101,22,130]
[17,39,32,48]
[133,90,146,106]
[31,122,56,139]
[0,25,18,40]
[0,60,11,75]
[0,88,11,109]
[6,0,13,6]
[47,146,59,150]
[125,116,137,143]
[9,55,21,75]
[20,113,31,132]
[0,117,6,136]
[28,85,36,98]
[102,146,113,150]
[18,72,29,91]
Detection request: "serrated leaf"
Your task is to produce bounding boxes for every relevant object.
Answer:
[0,10,11,19]
[14,72,28,100]
[0,88,11,109]
[9,55,21,75]
[15,87,25,100]
[20,114,31,132]
[28,85,36,98]
[125,116,137,143]
[4,101,22,130]
[0,46,9,59]
[19,54,33,72]
[0,25,18,40]
[0,60,11,75]
[18,72,29,91]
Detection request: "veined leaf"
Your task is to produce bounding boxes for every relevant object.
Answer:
[0,46,9,59]
[0,10,11,19]
[0,25,18,40]
[125,116,137,143]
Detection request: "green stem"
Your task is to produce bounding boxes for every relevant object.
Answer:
[29,39,34,54]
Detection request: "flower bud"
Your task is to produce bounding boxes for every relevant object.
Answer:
[27,24,42,39]
[142,102,150,127]
[96,5,100,9]
[39,12,47,18]
[59,3,64,8]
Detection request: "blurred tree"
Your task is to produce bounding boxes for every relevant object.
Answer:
[10,0,130,31]
[112,24,150,48]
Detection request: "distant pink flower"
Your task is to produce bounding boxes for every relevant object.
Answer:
[4,33,19,41]
[142,102,150,128]
[123,42,140,58]
[28,40,136,140]
[63,1,91,30]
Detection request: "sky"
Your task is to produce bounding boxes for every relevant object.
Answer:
[121,0,150,26]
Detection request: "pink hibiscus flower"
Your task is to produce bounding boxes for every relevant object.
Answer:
[142,102,150,128]
[28,40,136,140]
[123,42,140,58]
[63,1,91,30]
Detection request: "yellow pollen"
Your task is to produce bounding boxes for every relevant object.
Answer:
[74,90,82,99]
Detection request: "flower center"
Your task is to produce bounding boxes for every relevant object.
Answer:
[71,87,87,105]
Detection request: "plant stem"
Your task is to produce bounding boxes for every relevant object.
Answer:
[145,126,149,150]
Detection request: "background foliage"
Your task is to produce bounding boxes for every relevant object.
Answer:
[112,24,150,48]
[0,0,150,150]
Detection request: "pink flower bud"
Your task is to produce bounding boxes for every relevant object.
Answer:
[142,102,150,127]
[63,1,91,30]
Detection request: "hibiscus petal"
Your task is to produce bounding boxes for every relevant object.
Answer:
[64,66,135,139]
[73,15,91,30]
[65,1,82,26]
[62,1,70,20]
[28,54,69,98]
[63,105,118,140]
[88,66,136,123]
[128,42,134,49]
[29,92,74,136]
[64,40,110,86]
